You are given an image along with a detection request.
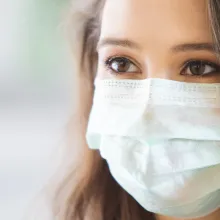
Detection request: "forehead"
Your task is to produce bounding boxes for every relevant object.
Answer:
[100,0,212,45]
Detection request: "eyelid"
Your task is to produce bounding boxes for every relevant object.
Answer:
[180,59,220,76]
[182,59,220,69]
[102,55,142,76]
[103,54,142,70]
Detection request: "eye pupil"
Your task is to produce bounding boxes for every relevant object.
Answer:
[111,58,130,72]
[189,61,205,75]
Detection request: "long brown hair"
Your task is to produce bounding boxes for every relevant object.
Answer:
[53,1,220,220]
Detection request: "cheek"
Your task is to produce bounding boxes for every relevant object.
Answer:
[96,58,105,79]
[182,75,220,84]
[96,65,112,79]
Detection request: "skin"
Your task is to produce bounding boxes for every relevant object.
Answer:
[96,0,220,219]
[97,0,220,83]
[156,208,220,220]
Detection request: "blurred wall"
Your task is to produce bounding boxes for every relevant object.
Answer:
[0,0,72,219]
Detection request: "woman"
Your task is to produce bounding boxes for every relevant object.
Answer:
[54,0,220,219]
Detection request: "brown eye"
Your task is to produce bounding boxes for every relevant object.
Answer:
[106,57,140,74]
[181,60,220,76]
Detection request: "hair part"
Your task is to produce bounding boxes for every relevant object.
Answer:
[53,1,220,220]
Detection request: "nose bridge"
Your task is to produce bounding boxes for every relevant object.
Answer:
[144,52,170,79]
[147,70,169,79]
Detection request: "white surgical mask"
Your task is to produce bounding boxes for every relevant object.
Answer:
[86,78,220,219]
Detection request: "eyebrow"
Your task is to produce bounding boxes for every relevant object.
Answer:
[97,37,216,53]
[97,38,141,51]
[171,43,215,53]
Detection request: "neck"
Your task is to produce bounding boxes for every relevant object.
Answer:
[155,209,220,220]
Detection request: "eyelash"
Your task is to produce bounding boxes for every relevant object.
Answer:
[103,55,141,75]
[103,55,220,77]
[181,59,220,76]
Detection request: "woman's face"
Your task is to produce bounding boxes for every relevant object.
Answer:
[97,0,220,83]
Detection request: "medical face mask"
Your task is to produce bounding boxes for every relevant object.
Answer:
[86,78,220,219]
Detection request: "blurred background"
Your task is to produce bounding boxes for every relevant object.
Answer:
[0,0,72,219]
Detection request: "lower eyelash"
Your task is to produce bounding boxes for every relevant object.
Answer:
[103,56,129,75]
[104,63,118,75]
[103,57,220,78]
[181,60,220,75]
[103,55,120,75]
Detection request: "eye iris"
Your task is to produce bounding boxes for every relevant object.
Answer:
[189,61,205,75]
[111,58,130,72]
